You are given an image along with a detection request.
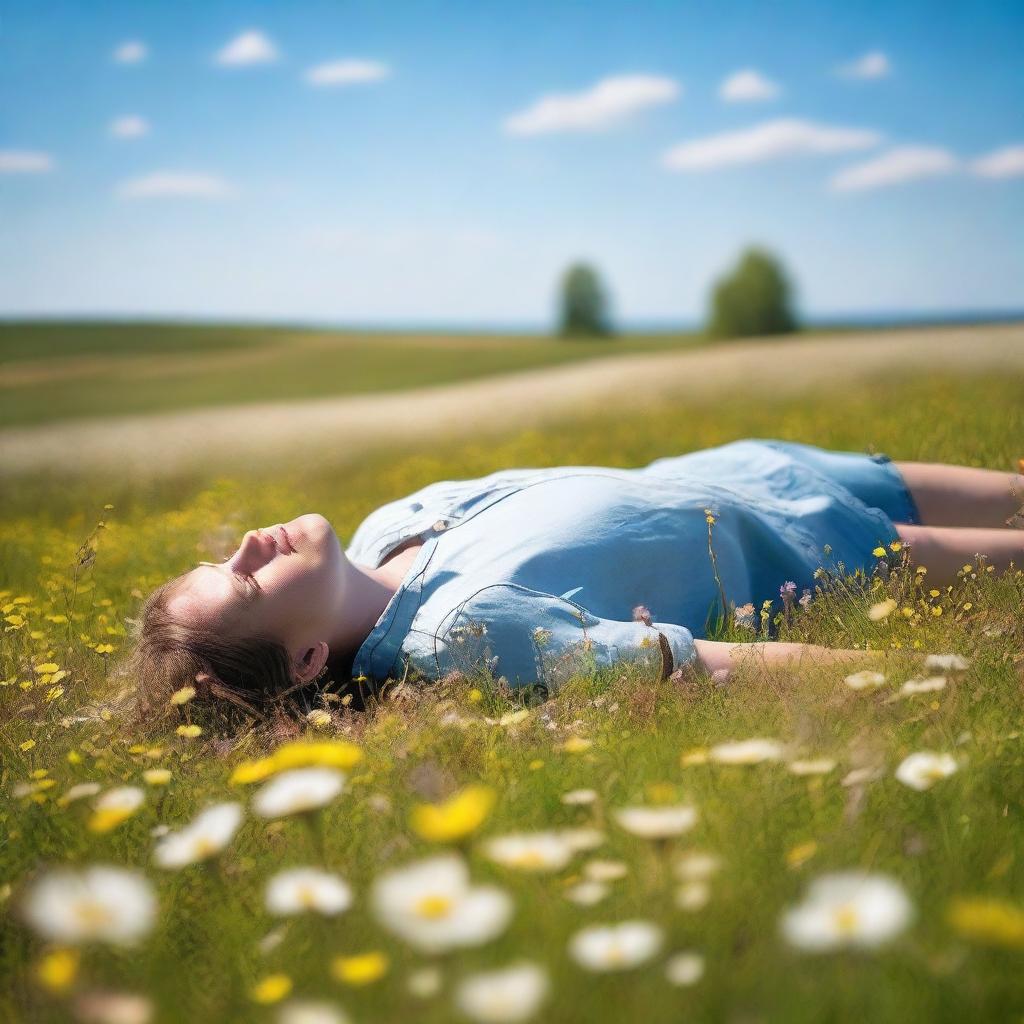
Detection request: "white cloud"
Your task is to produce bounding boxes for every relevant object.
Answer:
[830,146,957,192]
[719,69,780,102]
[215,30,278,67]
[305,59,391,86]
[662,118,880,172]
[116,173,235,200]
[109,115,150,139]
[0,150,54,173]
[504,74,680,136]
[837,50,891,80]
[114,40,147,64]
[970,144,1024,179]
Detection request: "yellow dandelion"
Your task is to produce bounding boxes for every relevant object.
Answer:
[680,748,709,767]
[229,739,363,785]
[331,951,389,986]
[786,841,819,869]
[468,688,483,703]
[410,785,496,843]
[947,897,1024,949]
[872,546,887,558]
[560,736,593,754]
[20,739,36,752]
[250,974,292,1004]
[34,662,60,674]
[142,768,171,786]
[170,686,195,706]
[528,759,544,771]
[94,644,115,655]
[889,541,902,552]
[176,724,202,739]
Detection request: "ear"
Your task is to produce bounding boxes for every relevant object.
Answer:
[292,641,330,684]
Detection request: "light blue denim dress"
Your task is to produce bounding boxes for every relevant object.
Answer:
[348,439,920,690]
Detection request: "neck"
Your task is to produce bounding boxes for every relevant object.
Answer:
[326,558,407,663]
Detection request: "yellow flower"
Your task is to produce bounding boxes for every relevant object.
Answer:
[20,739,36,752]
[143,768,171,786]
[528,759,545,771]
[468,688,483,703]
[410,784,496,843]
[785,841,818,869]
[170,686,195,705]
[67,750,82,765]
[35,948,79,992]
[680,748,709,767]
[176,724,202,738]
[889,541,902,552]
[94,644,115,655]
[229,740,363,785]
[306,709,332,729]
[872,546,887,558]
[560,736,593,754]
[331,951,389,986]
[34,662,60,674]
[250,974,292,1004]
[867,599,897,621]
[947,897,1024,948]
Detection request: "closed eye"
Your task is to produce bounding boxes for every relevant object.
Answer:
[196,562,262,602]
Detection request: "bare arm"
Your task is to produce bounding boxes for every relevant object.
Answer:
[693,638,889,676]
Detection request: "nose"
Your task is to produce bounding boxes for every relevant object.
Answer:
[228,529,278,574]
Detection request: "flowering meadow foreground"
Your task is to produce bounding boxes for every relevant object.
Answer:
[3,370,1024,1023]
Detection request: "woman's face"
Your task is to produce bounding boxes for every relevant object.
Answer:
[168,513,346,661]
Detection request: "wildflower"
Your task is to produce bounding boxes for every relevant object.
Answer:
[843,670,887,690]
[560,736,592,754]
[780,872,913,952]
[370,854,512,953]
[73,991,153,1024]
[88,786,145,833]
[488,709,530,727]
[305,709,332,729]
[867,599,897,621]
[733,603,756,629]
[35,947,80,992]
[561,788,598,806]
[583,859,628,882]
[894,752,959,791]
[454,962,549,1023]
[23,866,156,946]
[410,785,496,843]
[482,832,575,873]
[142,769,171,786]
[230,740,363,785]
[278,1001,351,1024]
[788,759,837,776]
[674,852,721,881]
[708,738,784,765]
[407,966,443,999]
[786,841,819,869]
[799,588,813,608]
[153,802,243,869]
[252,768,345,818]
[899,675,947,697]
[57,782,102,806]
[613,804,698,840]
[872,546,887,558]
[175,724,202,739]
[169,686,195,706]
[675,881,711,911]
[568,921,663,971]
[924,653,970,672]
[330,951,389,986]
[632,605,653,626]
[251,974,292,1005]
[665,952,705,986]
[558,827,606,852]
[266,868,352,916]
[565,881,610,906]
[20,739,36,752]
[947,897,1024,949]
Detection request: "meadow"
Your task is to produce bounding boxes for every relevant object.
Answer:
[2,365,1024,1023]
[0,321,706,429]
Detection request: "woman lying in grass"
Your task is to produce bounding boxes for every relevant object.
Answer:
[128,439,1023,716]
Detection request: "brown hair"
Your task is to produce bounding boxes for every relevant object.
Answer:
[121,573,297,723]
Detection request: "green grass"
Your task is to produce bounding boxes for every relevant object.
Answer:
[2,369,1024,1022]
[0,320,707,429]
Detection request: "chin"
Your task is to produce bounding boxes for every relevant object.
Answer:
[289,513,341,558]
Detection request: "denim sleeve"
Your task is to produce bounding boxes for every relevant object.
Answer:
[410,584,697,692]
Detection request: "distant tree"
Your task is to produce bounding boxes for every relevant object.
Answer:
[707,247,798,339]
[558,262,614,338]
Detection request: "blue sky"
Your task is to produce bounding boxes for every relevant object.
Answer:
[1,0,1022,328]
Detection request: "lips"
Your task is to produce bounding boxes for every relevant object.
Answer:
[269,524,296,554]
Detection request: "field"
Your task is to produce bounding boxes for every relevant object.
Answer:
[2,343,1024,1023]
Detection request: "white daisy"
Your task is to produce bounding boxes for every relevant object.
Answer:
[843,670,887,691]
[583,859,629,882]
[277,1001,351,1024]
[454,962,549,1023]
[266,868,352,916]
[894,752,959,791]
[482,832,574,873]
[673,851,721,881]
[564,881,610,906]
[57,782,102,806]
[558,827,606,852]
[708,738,785,765]
[153,802,243,869]
[23,866,156,946]
[924,653,969,671]
[899,675,947,697]
[568,921,663,971]
[252,768,345,818]
[780,872,913,951]
[665,951,705,986]
[560,789,598,806]
[407,966,443,999]
[788,759,838,776]
[675,881,711,911]
[371,854,512,953]
[613,804,697,839]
